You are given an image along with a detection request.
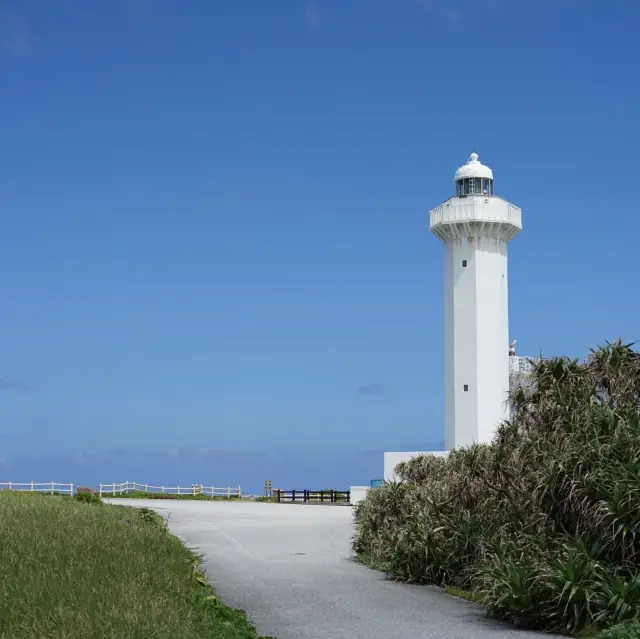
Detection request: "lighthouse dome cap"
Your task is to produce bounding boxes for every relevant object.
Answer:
[454,152,494,182]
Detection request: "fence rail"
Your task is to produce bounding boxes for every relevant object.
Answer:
[275,489,350,504]
[98,481,241,498]
[0,481,74,495]
[0,481,242,499]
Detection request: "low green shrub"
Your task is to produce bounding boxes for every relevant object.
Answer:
[137,506,162,526]
[353,339,640,636]
[74,491,103,505]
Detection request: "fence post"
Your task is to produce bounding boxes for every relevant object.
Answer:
[8,481,11,491]
[30,480,34,492]
[292,489,296,502]
[51,482,55,495]
[99,484,103,498]
[161,486,164,494]
[227,486,231,499]
[238,486,241,498]
[144,484,148,493]
[70,483,74,496]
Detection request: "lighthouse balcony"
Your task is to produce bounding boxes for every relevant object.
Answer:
[430,196,522,242]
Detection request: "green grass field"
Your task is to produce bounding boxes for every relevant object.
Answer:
[0,491,268,639]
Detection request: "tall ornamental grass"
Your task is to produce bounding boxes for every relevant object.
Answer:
[353,339,640,636]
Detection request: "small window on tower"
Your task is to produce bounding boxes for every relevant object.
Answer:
[462,260,467,267]
[463,384,469,392]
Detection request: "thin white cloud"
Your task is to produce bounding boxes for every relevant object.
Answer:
[304,5,321,30]
[0,10,29,56]
[75,452,94,465]
[358,383,385,397]
[0,377,28,391]
[415,0,503,23]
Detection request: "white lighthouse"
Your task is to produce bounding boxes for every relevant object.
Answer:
[430,153,522,450]
[380,152,523,484]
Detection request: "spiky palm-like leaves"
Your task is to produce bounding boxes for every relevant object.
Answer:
[352,339,640,635]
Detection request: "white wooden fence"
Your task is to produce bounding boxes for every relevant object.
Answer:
[0,481,74,495]
[0,481,242,499]
[98,481,241,498]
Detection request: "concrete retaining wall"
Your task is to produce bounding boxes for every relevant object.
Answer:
[349,485,371,506]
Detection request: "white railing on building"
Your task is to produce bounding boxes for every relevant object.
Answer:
[98,481,241,498]
[430,199,522,228]
[0,481,75,495]
[509,354,535,374]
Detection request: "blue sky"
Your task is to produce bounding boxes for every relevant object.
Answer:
[1,0,638,492]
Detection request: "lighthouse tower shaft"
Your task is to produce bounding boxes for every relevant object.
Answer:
[430,154,522,450]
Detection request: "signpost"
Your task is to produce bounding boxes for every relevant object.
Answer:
[370,479,384,488]
[264,479,272,498]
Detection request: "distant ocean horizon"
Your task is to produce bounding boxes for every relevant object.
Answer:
[0,443,444,495]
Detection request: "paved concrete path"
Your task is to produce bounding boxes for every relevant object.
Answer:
[109,499,556,639]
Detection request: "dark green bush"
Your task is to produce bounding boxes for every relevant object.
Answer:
[353,339,640,635]
[74,491,103,505]
[137,507,161,526]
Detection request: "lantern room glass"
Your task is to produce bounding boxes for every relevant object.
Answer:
[456,178,494,196]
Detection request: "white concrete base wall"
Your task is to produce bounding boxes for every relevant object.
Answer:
[349,486,371,506]
[384,450,450,482]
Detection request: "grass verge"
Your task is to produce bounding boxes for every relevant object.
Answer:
[0,491,271,638]
[444,585,482,604]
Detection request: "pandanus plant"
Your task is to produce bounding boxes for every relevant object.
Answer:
[353,339,640,635]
